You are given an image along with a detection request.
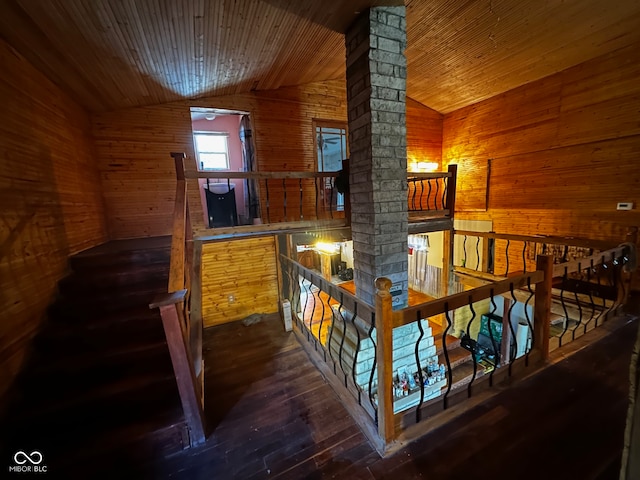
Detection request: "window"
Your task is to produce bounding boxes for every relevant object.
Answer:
[314,120,348,211]
[315,123,348,172]
[194,132,229,170]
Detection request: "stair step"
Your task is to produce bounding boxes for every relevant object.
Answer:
[429,321,462,352]
[3,405,186,475]
[50,281,168,317]
[69,237,171,271]
[439,345,472,369]
[449,361,487,392]
[48,303,162,327]
[59,263,169,294]
[36,309,165,354]
[433,332,461,353]
[24,340,172,388]
[34,318,165,354]
[46,409,188,473]
[2,236,184,469]
[17,370,178,423]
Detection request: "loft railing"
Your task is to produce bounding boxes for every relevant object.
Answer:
[278,254,383,450]
[149,152,206,447]
[185,169,350,229]
[281,237,635,453]
[180,157,456,235]
[407,165,457,220]
[375,265,548,447]
[452,230,636,351]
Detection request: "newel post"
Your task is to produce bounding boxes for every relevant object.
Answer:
[150,291,206,446]
[170,152,186,180]
[375,277,395,445]
[533,254,554,361]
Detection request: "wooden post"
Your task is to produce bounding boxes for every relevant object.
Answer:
[533,254,554,361]
[150,291,206,446]
[442,229,454,297]
[482,236,491,273]
[320,252,333,281]
[171,152,186,180]
[375,277,395,446]
[168,152,187,294]
[446,164,457,219]
[190,241,204,381]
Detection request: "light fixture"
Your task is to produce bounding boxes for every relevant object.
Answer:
[416,161,438,172]
[205,113,216,121]
[315,242,339,255]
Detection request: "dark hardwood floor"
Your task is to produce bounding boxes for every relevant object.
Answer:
[142,311,638,480]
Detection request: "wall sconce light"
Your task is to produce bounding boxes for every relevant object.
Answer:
[416,161,439,172]
[205,113,216,121]
[315,242,339,254]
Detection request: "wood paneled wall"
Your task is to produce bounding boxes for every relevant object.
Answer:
[92,104,197,239]
[407,97,443,167]
[92,79,442,238]
[90,79,442,325]
[0,40,108,398]
[200,237,279,327]
[443,43,640,244]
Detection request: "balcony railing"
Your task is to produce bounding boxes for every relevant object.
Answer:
[279,236,636,454]
[180,157,457,236]
[451,230,635,351]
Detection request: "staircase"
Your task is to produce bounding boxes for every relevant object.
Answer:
[431,323,486,393]
[1,237,187,475]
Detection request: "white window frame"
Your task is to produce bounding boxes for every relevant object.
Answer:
[313,120,348,212]
[194,131,230,171]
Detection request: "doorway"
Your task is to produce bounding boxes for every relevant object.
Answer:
[190,107,258,227]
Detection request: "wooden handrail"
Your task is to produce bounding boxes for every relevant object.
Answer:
[187,170,451,180]
[149,289,187,308]
[454,229,616,251]
[407,171,452,179]
[551,245,628,278]
[185,170,338,179]
[393,270,544,328]
[149,292,205,446]
[149,152,206,447]
[169,179,187,292]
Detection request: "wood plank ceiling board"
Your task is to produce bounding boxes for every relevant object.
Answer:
[0,0,639,113]
[405,0,640,113]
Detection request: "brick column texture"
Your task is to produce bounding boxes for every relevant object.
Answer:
[345,6,408,308]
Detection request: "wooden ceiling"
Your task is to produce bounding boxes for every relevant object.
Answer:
[1,0,639,113]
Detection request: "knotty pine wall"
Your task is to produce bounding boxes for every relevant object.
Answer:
[91,80,442,323]
[200,237,279,327]
[92,79,442,238]
[443,43,640,245]
[0,40,108,398]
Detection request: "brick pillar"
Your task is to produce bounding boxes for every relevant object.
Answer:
[346,6,408,308]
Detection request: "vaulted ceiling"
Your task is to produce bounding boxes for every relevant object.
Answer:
[1,0,639,113]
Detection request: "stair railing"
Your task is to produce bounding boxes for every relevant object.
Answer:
[149,152,206,447]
